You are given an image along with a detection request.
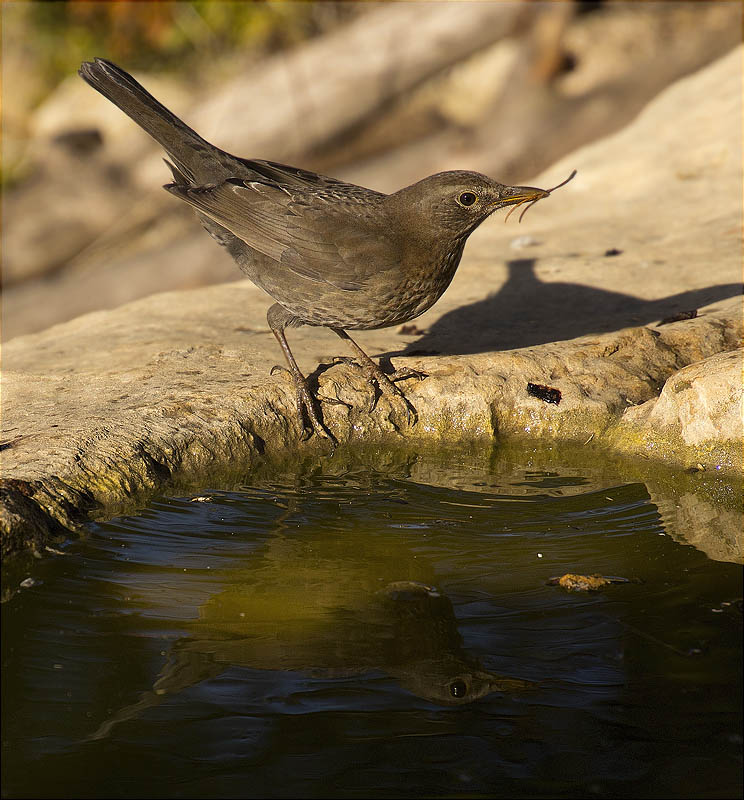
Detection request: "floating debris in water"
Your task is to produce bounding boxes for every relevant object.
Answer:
[190,495,214,502]
[20,577,41,589]
[547,573,631,592]
[604,248,623,256]
[711,599,743,615]
[527,383,562,404]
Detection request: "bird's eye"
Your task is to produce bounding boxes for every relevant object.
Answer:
[449,680,468,698]
[457,192,478,207]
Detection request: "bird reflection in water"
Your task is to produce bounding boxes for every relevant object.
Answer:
[90,579,532,740]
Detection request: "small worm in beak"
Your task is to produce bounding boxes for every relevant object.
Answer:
[505,169,577,223]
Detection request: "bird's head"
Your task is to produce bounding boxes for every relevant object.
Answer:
[388,169,574,239]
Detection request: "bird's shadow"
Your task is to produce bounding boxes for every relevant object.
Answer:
[384,258,742,358]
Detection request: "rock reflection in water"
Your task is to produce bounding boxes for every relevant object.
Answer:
[91,579,531,740]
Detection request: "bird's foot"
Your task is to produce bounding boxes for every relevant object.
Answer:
[331,357,424,425]
[386,365,428,384]
[270,365,338,446]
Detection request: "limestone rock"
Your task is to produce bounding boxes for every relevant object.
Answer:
[623,349,743,448]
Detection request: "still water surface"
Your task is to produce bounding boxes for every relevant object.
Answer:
[2,453,742,798]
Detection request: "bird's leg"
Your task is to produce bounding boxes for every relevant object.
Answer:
[330,328,424,424]
[267,305,336,445]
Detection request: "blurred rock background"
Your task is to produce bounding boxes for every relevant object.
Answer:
[2,0,740,340]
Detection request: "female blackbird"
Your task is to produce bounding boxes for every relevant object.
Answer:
[80,58,564,443]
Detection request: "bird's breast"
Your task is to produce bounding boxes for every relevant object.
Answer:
[342,236,468,329]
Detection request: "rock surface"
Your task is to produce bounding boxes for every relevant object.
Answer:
[2,47,742,559]
[617,349,743,465]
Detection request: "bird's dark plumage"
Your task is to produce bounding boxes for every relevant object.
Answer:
[79,58,561,443]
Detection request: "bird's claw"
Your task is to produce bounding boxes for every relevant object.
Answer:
[331,356,357,367]
[360,363,419,426]
[270,364,337,448]
[393,392,418,427]
[329,351,422,427]
[293,381,337,448]
[389,366,428,383]
[317,392,352,409]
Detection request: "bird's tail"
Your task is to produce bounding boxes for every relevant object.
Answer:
[78,58,222,184]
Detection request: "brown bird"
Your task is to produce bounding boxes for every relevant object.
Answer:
[79,58,572,443]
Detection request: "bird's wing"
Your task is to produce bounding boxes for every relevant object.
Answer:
[233,158,364,191]
[166,178,398,291]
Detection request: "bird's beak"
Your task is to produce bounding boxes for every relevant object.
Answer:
[494,170,576,222]
[493,184,552,223]
[496,185,550,207]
